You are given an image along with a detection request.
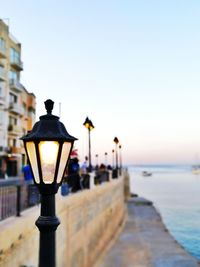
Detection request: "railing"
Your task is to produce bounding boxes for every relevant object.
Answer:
[8,124,22,133]
[10,146,22,154]
[9,102,24,116]
[0,45,6,57]
[10,57,23,70]
[0,95,5,105]
[9,79,23,92]
[0,178,40,221]
[0,68,6,80]
[0,169,121,220]
[61,168,121,196]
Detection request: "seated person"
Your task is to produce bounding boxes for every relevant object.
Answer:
[95,164,109,184]
[66,158,82,192]
[22,164,33,182]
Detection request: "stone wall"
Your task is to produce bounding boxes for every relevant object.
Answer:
[0,177,125,267]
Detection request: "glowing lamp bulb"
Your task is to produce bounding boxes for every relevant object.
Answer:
[39,141,59,184]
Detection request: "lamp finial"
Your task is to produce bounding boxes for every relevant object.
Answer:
[44,99,54,114]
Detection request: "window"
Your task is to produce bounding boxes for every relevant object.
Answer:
[9,93,17,104]
[0,65,5,76]
[0,110,3,124]
[8,138,16,147]
[22,102,27,116]
[23,102,26,109]
[9,70,18,81]
[28,106,35,115]
[13,139,16,147]
[9,116,17,125]
[0,38,6,51]
[8,138,12,147]
[10,48,20,63]
[0,82,4,97]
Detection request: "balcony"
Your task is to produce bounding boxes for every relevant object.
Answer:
[9,102,24,116]
[10,146,22,154]
[9,79,23,93]
[8,124,22,134]
[0,95,5,105]
[10,58,23,71]
[0,68,7,81]
[0,46,6,58]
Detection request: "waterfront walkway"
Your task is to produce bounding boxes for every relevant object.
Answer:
[97,197,200,267]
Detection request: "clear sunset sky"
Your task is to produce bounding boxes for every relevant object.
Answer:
[1,1,200,165]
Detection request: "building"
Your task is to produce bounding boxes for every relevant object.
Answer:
[0,19,36,177]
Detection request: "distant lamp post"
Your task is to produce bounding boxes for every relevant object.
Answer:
[112,149,115,169]
[95,154,99,166]
[113,137,119,177]
[83,117,94,172]
[105,152,108,167]
[21,99,77,267]
[119,144,122,175]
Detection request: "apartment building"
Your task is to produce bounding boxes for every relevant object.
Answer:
[0,19,36,177]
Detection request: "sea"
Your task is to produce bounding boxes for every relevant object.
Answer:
[128,164,200,260]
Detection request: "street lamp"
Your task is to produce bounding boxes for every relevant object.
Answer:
[95,154,99,166]
[113,137,119,177]
[112,149,115,169]
[21,99,77,267]
[105,152,108,167]
[119,144,122,175]
[83,117,94,172]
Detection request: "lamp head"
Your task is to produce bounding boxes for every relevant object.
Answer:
[83,117,94,131]
[21,99,77,194]
[113,137,119,144]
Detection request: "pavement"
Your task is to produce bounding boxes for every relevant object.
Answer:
[97,197,200,267]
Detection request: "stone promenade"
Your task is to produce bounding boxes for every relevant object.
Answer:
[97,197,200,267]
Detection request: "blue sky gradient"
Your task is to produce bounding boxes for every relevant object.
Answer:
[1,1,200,164]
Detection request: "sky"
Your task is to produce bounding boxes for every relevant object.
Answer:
[1,0,200,165]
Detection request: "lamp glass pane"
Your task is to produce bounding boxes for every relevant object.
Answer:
[57,142,72,183]
[26,142,40,183]
[39,141,59,184]
[85,123,89,129]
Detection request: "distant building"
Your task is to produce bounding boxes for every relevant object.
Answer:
[0,19,36,178]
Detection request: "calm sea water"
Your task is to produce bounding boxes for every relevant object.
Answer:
[128,165,200,260]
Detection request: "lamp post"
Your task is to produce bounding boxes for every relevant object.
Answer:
[83,117,94,172]
[21,99,77,267]
[112,149,115,169]
[119,144,122,175]
[113,137,119,177]
[95,154,99,166]
[104,152,108,167]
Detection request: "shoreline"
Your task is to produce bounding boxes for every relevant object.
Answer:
[98,196,200,267]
